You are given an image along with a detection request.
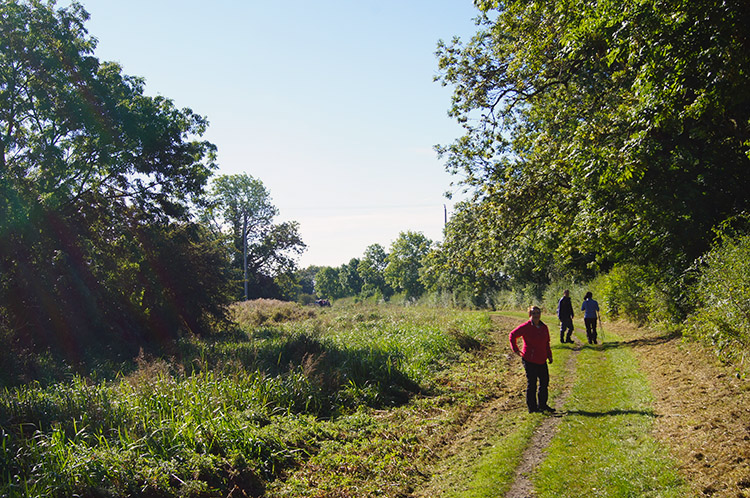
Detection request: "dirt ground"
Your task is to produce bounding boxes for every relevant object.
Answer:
[616,322,750,497]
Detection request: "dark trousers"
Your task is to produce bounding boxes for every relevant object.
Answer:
[559,318,574,342]
[584,317,598,343]
[522,359,549,412]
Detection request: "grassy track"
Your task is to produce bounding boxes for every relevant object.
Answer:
[417,312,573,498]
[533,327,693,497]
[421,315,695,498]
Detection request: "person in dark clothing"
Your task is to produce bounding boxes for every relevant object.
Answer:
[581,291,600,344]
[557,289,575,343]
[509,306,555,413]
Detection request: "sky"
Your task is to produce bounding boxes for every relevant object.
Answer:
[69,1,481,267]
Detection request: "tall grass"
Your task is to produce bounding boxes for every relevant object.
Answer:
[687,233,750,375]
[0,301,493,496]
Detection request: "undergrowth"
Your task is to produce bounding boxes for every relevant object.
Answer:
[0,301,494,497]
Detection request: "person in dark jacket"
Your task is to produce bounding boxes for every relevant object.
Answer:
[557,289,575,344]
[509,306,555,413]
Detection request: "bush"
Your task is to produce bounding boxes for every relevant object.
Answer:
[601,264,652,323]
[686,233,750,373]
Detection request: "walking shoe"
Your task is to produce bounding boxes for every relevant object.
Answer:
[540,405,556,413]
[528,407,539,413]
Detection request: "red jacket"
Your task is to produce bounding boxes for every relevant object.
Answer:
[509,320,552,365]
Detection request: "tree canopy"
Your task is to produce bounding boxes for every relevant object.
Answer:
[435,0,750,300]
[0,0,229,357]
[205,174,305,300]
[384,231,433,299]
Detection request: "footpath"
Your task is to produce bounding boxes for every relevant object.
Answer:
[413,314,750,498]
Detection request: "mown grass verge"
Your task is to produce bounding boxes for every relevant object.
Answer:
[414,311,573,498]
[533,327,694,497]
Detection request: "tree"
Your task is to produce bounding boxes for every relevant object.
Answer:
[0,0,226,354]
[436,0,750,298]
[358,243,393,299]
[384,231,433,299]
[295,265,323,296]
[314,266,342,299]
[206,174,305,300]
[420,202,508,305]
[339,258,363,297]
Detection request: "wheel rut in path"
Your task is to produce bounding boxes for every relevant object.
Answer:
[504,340,581,498]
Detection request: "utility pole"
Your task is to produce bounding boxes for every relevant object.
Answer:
[243,213,248,301]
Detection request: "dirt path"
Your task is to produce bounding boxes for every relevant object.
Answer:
[614,322,750,497]
[504,340,581,498]
[412,316,750,498]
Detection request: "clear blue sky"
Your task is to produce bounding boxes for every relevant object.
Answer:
[71,0,480,267]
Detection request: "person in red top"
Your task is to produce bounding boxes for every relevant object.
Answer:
[509,305,555,413]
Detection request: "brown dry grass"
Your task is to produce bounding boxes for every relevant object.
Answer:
[613,322,750,497]
[229,299,317,326]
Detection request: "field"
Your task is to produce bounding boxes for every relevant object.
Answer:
[1,301,748,497]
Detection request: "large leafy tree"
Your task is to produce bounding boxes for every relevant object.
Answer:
[358,243,393,299]
[436,0,750,292]
[384,231,433,299]
[0,0,226,356]
[206,173,305,300]
[339,257,363,297]
[314,266,342,299]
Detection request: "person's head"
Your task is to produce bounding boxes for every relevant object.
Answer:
[528,305,542,323]
[563,289,570,297]
[584,291,593,300]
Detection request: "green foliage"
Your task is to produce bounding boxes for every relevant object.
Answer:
[433,0,750,307]
[687,232,750,373]
[314,266,343,299]
[358,244,393,299]
[601,264,653,323]
[0,302,494,496]
[204,173,305,300]
[0,0,230,364]
[339,258,364,296]
[384,231,433,299]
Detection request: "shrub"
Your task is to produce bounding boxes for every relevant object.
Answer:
[601,264,652,323]
[686,233,750,373]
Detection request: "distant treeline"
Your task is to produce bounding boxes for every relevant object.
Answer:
[2,0,749,379]
[303,0,750,372]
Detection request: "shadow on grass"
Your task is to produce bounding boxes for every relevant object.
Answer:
[587,328,683,351]
[178,327,423,415]
[559,409,659,418]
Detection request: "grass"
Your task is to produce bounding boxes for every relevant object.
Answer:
[414,311,574,498]
[0,304,703,496]
[533,327,693,497]
[0,302,497,497]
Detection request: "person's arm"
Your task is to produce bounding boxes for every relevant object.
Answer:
[546,327,553,363]
[509,326,522,356]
